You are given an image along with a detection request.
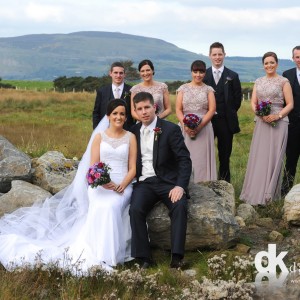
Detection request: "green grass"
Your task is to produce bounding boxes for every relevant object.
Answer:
[2,80,53,91]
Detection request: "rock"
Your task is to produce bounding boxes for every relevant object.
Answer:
[283,184,300,225]
[253,272,300,300]
[236,203,259,225]
[235,216,246,227]
[147,181,239,251]
[256,217,274,229]
[0,180,52,216]
[269,231,284,242]
[0,136,32,193]
[31,151,78,194]
[235,243,251,253]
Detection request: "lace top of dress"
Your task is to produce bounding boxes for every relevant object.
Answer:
[100,131,131,182]
[177,83,214,116]
[130,81,168,114]
[255,75,289,114]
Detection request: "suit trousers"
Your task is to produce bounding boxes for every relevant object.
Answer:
[282,120,300,195]
[129,176,188,259]
[212,116,233,183]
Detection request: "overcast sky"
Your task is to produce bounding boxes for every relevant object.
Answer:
[0,0,299,59]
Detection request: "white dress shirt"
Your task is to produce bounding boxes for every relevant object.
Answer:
[212,65,224,84]
[112,83,124,98]
[139,117,157,181]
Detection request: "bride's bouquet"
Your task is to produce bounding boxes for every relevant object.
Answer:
[255,100,277,127]
[86,162,111,188]
[183,113,202,139]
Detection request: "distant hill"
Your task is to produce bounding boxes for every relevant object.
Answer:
[0,31,295,82]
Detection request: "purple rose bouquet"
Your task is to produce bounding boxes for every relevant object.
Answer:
[86,162,111,188]
[183,113,202,139]
[255,100,277,127]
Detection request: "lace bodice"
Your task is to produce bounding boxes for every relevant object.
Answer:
[130,81,168,114]
[100,131,131,183]
[255,75,289,114]
[177,83,214,116]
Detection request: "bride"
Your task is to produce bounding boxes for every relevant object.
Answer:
[0,99,137,274]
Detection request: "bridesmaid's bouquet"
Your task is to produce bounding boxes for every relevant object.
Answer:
[255,100,277,127]
[183,113,202,139]
[86,162,111,188]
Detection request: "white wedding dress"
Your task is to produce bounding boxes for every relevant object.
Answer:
[0,118,132,275]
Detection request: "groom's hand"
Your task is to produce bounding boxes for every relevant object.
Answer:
[169,186,184,203]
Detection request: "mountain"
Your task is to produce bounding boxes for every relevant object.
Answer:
[0,31,295,82]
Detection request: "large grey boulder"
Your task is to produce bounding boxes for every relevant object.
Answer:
[31,151,78,194]
[0,180,52,216]
[283,184,300,225]
[0,136,32,193]
[147,181,239,250]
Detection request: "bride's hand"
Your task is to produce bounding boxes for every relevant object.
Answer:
[102,181,117,190]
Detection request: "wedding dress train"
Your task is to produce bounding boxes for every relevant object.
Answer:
[0,117,132,275]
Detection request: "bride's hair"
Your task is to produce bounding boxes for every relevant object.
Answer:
[106,99,128,116]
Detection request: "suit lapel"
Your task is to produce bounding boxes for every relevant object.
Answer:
[136,123,143,179]
[153,118,162,169]
[223,67,229,104]
[293,68,299,87]
[206,67,214,85]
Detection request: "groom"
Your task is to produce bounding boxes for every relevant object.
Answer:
[130,91,192,269]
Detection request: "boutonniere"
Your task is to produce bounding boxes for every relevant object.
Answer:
[153,127,162,141]
[225,76,233,84]
[123,91,130,100]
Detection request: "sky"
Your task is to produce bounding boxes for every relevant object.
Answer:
[0,0,299,59]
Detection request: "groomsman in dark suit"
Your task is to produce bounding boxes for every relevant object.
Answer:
[203,42,242,183]
[282,45,300,196]
[130,92,192,269]
[92,62,134,130]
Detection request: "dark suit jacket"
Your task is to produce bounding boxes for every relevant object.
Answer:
[92,83,134,130]
[283,68,300,123]
[283,68,298,86]
[131,118,192,192]
[203,66,242,134]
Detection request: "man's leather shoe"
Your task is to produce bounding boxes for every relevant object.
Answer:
[141,261,151,269]
[170,259,188,269]
[138,259,156,269]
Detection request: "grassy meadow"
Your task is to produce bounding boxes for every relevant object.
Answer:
[0,86,299,299]
[0,87,299,199]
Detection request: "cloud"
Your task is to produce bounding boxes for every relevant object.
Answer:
[25,2,63,22]
[0,0,298,58]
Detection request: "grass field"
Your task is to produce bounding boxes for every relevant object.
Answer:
[2,80,53,91]
[0,87,298,198]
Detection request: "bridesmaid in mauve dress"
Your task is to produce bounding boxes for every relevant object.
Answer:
[176,60,217,183]
[130,59,172,122]
[240,52,293,206]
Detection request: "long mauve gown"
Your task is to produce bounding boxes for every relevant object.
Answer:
[240,75,289,205]
[177,83,217,183]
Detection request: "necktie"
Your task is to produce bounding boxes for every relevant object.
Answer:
[215,70,221,84]
[143,127,150,141]
[115,87,120,98]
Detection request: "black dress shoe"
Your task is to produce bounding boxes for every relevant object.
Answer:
[138,258,156,269]
[141,261,151,269]
[170,259,188,269]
